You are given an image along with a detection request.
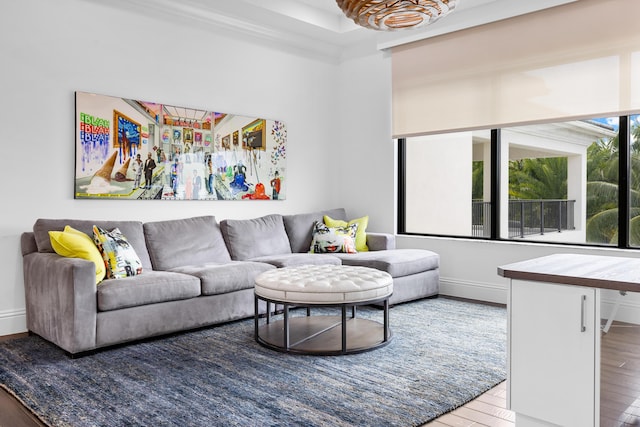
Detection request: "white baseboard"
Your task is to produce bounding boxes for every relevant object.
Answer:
[440,278,640,325]
[439,277,508,305]
[0,309,27,336]
[601,296,640,325]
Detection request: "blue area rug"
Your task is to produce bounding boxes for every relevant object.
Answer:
[0,297,506,426]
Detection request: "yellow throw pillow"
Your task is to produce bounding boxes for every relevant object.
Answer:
[49,226,106,284]
[323,215,369,252]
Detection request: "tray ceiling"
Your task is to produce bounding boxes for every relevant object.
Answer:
[83,0,577,62]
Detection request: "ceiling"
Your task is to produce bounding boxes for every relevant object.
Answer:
[91,0,578,62]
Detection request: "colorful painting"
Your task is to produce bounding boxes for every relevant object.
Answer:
[74,91,286,201]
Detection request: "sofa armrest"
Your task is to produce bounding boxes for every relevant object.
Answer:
[23,252,97,354]
[366,232,396,251]
[21,232,38,256]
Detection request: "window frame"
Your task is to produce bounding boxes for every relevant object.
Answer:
[397,115,635,249]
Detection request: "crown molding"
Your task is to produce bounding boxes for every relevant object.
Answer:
[79,0,579,63]
[376,0,578,50]
[82,0,364,63]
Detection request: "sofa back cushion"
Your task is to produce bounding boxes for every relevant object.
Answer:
[143,216,231,270]
[220,214,291,260]
[33,219,152,270]
[283,208,347,253]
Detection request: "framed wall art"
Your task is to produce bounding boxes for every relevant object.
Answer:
[74,91,287,201]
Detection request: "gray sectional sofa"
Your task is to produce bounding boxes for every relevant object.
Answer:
[21,208,440,355]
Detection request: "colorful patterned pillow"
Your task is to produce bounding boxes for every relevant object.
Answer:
[309,221,358,254]
[49,226,106,284]
[92,225,143,279]
[324,214,369,252]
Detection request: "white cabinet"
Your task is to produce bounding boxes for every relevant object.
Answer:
[509,279,600,427]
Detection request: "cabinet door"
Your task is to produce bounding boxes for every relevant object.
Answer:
[509,280,599,427]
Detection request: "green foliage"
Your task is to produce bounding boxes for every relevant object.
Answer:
[630,212,640,246]
[607,207,640,246]
[586,181,618,218]
[583,121,640,245]
[472,161,484,200]
[586,208,618,244]
[587,137,618,184]
[508,157,567,199]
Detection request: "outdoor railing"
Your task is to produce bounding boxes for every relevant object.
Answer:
[471,199,576,238]
[508,199,575,238]
[472,201,491,237]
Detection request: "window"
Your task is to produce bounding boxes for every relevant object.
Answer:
[399,115,638,249]
[503,119,618,245]
[401,130,491,238]
[630,114,640,247]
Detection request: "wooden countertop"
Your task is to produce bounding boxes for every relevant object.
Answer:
[498,253,640,292]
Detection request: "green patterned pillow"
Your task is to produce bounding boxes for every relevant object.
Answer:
[309,221,358,254]
[92,225,143,279]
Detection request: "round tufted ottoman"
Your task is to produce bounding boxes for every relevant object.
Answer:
[254,265,393,355]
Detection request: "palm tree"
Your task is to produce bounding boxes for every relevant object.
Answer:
[509,157,567,200]
[585,120,640,245]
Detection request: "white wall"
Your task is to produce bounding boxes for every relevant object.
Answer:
[0,0,344,334]
[333,51,395,233]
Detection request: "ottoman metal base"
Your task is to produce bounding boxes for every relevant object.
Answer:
[254,295,392,356]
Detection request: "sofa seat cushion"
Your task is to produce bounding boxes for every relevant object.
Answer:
[171,261,276,296]
[332,249,440,278]
[143,216,231,270]
[97,271,201,312]
[250,253,342,268]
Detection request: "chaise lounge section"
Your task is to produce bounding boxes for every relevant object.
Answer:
[220,208,440,305]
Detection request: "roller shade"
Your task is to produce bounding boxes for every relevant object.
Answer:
[391,0,640,138]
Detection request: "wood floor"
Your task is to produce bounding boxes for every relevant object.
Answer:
[0,334,46,427]
[422,381,514,427]
[2,319,640,427]
[423,319,640,427]
[600,322,640,427]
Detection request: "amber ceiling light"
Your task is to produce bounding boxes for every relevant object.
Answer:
[336,0,459,31]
